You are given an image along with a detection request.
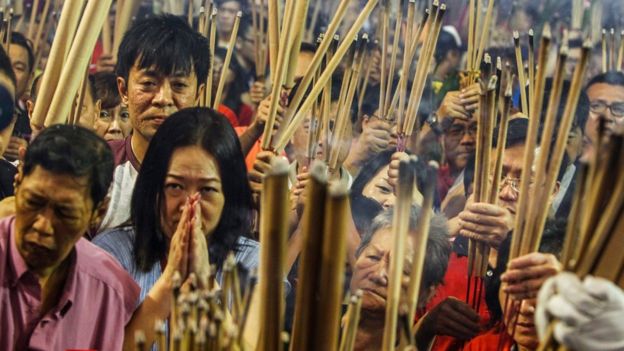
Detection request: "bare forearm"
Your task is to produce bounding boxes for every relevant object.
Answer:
[239,122,264,157]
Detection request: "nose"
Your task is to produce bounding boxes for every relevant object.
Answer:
[370,261,389,286]
[499,182,517,202]
[152,81,174,108]
[32,207,55,237]
[108,117,122,134]
[519,299,535,318]
[460,130,476,145]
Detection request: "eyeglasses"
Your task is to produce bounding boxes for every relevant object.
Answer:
[589,100,624,117]
[497,175,535,194]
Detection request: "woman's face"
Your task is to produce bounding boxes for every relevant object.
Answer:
[94,104,132,141]
[362,165,395,209]
[160,145,225,239]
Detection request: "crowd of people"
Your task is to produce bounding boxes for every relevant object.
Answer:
[1,0,624,350]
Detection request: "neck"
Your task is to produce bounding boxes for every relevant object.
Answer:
[131,132,150,164]
[37,255,71,316]
[353,310,386,351]
[434,61,451,81]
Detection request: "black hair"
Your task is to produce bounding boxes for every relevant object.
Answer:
[492,117,529,149]
[299,42,317,55]
[10,32,35,73]
[585,70,624,90]
[356,205,451,289]
[434,28,461,63]
[350,194,383,237]
[23,125,114,206]
[0,44,16,87]
[93,72,121,109]
[540,78,589,136]
[131,107,253,272]
[116,14,210,90]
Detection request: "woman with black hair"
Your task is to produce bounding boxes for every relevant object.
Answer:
[94,107,257,348]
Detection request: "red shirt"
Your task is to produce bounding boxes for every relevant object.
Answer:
[0,216,140,350]
[427,252,492,350]
[463,324,513,351]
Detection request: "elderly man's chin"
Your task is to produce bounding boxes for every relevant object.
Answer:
[360,290,387,312]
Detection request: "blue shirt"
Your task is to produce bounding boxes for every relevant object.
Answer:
[93,226,261,303]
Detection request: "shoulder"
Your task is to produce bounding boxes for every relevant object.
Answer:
[0,216,13,257]
[74,238,140,310]
[107,138,127,166]
[92,226,136,271]
[234,236,260,270]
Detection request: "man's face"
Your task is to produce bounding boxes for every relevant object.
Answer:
[585,83,624,145]
[350,228,414,313]
[118,63,200,141]
[499,289,539,349]
[218,1,241,35]
[8,44,31,99]
[443,118,477,172]
[14,166,95,276]
[495,143,526,217]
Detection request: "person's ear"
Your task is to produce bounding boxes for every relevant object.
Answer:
[90,196,110,232]
[117,77,128,105]
[26,99,34,119]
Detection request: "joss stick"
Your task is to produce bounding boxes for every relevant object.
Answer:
[257,158,289,351]
[618,30,624,71]
[467,0,475,71]
[205,8,217,107]
[251,0,260,75]
[475,0,494,68]
[357,51,372,113]
[316,183,349,350]
[289,161,328,351]
[404,3,446,138]
[602,29,607,73]
[260,0,299,150]
[70,62,90,126]
[528,29,535,112]
[337,38,356,111]
[559,164,588,268]
[306,0,321,42]
[30,0,82,128]
[275,0,380,152]
[513,31,528,115]
[531,44,591,253]
[383,4,403,119]
[405,161,439,325]
[212,11,241,109]
[329,36,365,172]
[338,291,363,351]
[284,0,310,89]
[258,0,268,79]
[229,255,244,322]
[489,79,513,205]
[381,159,415,351]
[572,0,583,30]
[378,0,390,117]
[279,0,355,128]
[237,271,257,346]
[392,0,415,119]
[188,0,193,27]
[45,0,113,127]
[521,45,568,255]
[267,0,280,77]
[101,7,112,55]
[611,28,616,71]
[33,0,51,53]
[474,0,482,67]
[170,271,182,351]
[112,0,138,58]
[27,0,40,41]
[509,24,551,260]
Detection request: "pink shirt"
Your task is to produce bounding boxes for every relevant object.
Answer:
[0,216,140,350]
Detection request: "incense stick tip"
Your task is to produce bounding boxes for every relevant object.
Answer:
[134,330,146,344]
[513,31,519,40]
[269,156,290,175]
[309,160,328,182]
[427,160,440,170]
[236,11,242,17]
[529,28,534,37]
[328,182,349,197]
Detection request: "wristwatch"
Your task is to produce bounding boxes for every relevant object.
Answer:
[426,112,443,136]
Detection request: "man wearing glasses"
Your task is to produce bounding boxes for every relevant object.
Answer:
[582,71,624,161]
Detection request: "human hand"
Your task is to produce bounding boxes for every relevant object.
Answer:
[458,202,514,249]
[187,194,211,287]
[419,297,481,340]
[359,116,393,155]
[162,197,192,281]
[436,83,481,122]
[252,95,284,133]
[250,81,266,106]
[4,136,28,161]
[387,151,409,190]
[501,252,561,300]
[95,54,116,73]
[248,150,275,200]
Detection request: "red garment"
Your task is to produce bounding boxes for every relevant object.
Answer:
[463,324,513,351]
[427,252,492,351]
[437,164,456,202]
[218,104,240,127]
[218,103,255,127]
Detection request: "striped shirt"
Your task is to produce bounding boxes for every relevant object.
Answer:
[93,226,261,302]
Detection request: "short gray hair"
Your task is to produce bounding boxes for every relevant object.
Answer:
[355,206,451,289]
